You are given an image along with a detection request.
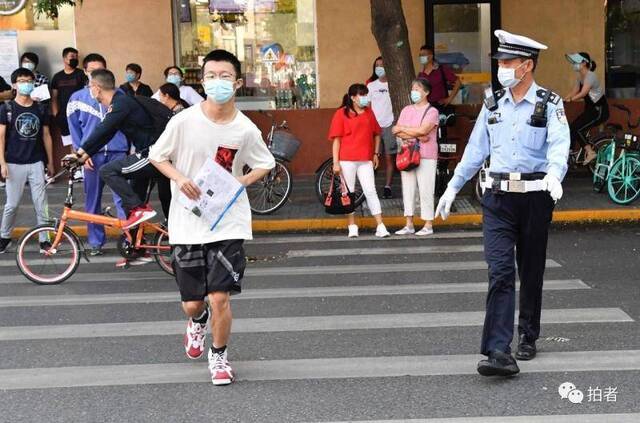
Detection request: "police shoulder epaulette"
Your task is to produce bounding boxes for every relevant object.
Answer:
[536,89,560,105]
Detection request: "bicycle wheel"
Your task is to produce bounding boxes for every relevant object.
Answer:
[245,159,292,215]
[592,140,614,193]
[16,224,80,285]
[314,158,365,208]
[153,227,174,276]
[607,155,640,205]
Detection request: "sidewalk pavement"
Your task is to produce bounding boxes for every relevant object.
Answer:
[1,168,639,238]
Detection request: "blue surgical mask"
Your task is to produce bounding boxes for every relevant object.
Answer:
[204,79,236,104]
[374,67,385,78]
[358,95,370,108]
[17,82,34,96]
[410,90,423,104]
[419,56,429,65]
[167,74,182,86]
[21,62,35,71]
[125,73,137,83]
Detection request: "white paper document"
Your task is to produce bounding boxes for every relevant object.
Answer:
[177,158,245,231]
[31,84,51,101]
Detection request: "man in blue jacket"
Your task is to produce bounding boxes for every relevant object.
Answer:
[67,54,129,256]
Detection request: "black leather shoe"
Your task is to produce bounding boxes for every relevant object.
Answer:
[477,350,520,377]
[515,334,537,360]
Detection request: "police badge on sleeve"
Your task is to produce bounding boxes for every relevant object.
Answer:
[556,109,568,125]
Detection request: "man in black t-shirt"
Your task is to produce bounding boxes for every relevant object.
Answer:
[51,47,87,144]
[0,68,54,253]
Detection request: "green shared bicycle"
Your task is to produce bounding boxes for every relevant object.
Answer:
[606,133,640,205]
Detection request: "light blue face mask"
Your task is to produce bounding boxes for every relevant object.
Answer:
[167,74,182,86]
[374,66,385,78]
[126,73,137,83]
[419,56,429,65]
[410,90,424,104]
[572,63,582,72]
[17,82,34,96]
[204,79,236,104]
[358,95,370,108]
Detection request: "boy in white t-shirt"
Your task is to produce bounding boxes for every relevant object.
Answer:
[149,50,275,386]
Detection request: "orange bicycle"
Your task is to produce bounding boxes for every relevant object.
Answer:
[15,162,173,285]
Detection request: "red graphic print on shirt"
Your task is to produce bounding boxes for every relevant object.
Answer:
[215,146,238,173]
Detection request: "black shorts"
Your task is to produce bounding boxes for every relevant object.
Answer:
[171,239,246,302]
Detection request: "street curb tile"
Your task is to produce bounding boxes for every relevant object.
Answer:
[9,208,640,237]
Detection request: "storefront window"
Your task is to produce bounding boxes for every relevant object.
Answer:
[174,0,317,110]
[433,2,492,104]
[606,0,640,98]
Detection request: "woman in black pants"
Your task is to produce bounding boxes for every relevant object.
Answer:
[564,52,609,164]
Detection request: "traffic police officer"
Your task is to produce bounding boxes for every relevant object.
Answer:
[435,30,570,376]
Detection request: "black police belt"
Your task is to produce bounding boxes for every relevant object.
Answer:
[481,172,547,193]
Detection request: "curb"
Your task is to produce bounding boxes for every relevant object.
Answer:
[10,208,639,238]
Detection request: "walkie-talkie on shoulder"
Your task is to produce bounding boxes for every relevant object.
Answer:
[529,89,552,128]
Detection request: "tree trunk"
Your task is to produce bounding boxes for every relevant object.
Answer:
[370,0,415,120]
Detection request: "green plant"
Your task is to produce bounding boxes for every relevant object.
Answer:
[34,0,83,19]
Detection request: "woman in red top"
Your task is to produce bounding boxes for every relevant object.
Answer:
[328,83,390,238]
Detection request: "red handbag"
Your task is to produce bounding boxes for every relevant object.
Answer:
[395,105,432,172]
[396,141,421,171]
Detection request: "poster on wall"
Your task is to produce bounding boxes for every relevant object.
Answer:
[0,0,27,16]
[0,31,19,83]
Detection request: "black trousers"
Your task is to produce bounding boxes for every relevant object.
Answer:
[570,97,609,148]
[480,190,555,356]
[99,153,171,219]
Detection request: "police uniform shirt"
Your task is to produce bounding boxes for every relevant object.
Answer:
[448,82,570,193]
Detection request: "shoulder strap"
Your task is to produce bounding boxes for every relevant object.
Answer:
[419,105,432,124]
[3,100,12,123]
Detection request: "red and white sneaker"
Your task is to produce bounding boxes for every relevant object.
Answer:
[122,204,156,229]
[208,348,235,386]
[184,318,207,360]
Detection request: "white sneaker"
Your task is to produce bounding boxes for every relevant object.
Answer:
[395,226,415,235]
[415,226,434,236]
[348,224,359,238]
[375,223,390,238]
[208,348,235,386]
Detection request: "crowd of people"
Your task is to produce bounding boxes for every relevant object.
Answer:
[0,47,204,258]
[0,36,601,384]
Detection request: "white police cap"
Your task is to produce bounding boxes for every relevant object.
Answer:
[493,29,548,60]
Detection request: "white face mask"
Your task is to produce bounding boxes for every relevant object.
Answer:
[497,62,527,88]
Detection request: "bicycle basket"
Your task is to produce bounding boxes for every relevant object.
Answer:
[270,130,300,161]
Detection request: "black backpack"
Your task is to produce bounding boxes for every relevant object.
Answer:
[131,96,173,144]
[3,100,48,124]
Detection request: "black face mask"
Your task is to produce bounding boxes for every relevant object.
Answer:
[69,58,79,68]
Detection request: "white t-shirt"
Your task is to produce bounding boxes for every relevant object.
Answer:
[148,105,275,245]
[152,85,204,106]
[367,79,394,128]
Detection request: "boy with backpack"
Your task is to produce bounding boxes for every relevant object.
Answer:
[66,54,129,256]
[66,68,173,229]
[0,68,54,253]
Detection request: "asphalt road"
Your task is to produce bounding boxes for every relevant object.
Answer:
[0,224,639,422]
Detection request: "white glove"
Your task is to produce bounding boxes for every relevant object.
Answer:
[435,187,457,220]
[543,174,563,202]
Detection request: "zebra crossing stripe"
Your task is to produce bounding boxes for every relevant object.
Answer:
[2,350,640,390]
[0,279,589,308]
[0,308,630,341]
